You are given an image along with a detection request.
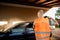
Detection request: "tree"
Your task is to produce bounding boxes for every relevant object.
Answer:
[55,7,60,20]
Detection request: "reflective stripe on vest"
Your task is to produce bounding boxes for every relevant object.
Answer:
[35,32,50,34]
[36,36,49,40]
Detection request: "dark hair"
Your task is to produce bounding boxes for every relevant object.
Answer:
[44,16,48,18]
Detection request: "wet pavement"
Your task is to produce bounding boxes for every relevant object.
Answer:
[51,28,60,40]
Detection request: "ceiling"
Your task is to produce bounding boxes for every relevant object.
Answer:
[0,0,60,8]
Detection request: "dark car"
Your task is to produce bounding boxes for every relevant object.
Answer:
[0,22,35,40]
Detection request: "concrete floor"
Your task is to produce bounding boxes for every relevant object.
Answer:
[51,28,60,40]
[51,36,60,40]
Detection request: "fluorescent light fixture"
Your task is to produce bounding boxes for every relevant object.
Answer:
[12,21,25,24]
[0,21,8,25]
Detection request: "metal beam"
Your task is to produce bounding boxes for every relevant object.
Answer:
[0,2,49,9]
[47,2,60,6]
[43,0,58,5]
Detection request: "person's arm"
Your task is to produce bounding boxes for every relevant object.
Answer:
[51,18,59,26]
[47,16,59,26]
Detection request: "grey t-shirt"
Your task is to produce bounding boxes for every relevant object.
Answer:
[49,19,54,26]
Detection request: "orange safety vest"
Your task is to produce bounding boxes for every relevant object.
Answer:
[34,18,51,40]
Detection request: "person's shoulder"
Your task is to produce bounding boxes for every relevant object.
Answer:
[34,18,39,21]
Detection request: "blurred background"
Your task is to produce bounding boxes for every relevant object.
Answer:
[0,0,60,40]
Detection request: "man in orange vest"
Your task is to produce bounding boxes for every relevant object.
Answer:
[34,10,51,40]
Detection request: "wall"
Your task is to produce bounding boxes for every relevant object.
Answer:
[0,5,39,23]
[0,5,49,29]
